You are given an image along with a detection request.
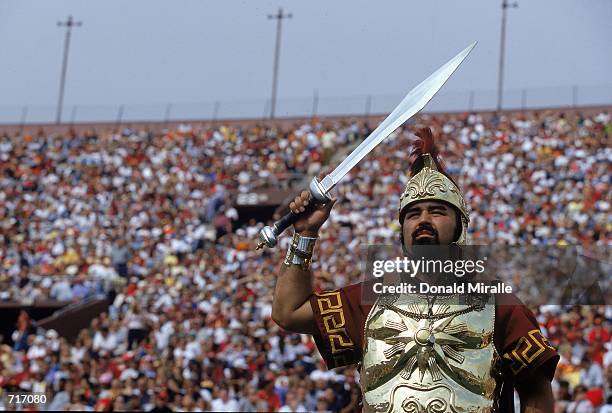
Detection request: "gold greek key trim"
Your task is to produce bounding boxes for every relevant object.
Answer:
[329,334,355,353]
[315,291,354,355]
[502,329,555,375]
[317,291,344,312]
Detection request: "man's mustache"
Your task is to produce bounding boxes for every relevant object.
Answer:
[412,224,439,242]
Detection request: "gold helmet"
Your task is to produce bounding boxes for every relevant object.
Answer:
[399,128,469,245]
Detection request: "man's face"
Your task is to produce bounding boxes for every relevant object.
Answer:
[402,201,458,247]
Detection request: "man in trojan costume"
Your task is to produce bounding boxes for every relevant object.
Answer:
[272,128,559,412]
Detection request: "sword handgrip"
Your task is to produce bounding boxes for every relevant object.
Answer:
[256,177,332,250]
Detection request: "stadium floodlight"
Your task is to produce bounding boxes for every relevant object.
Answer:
[267,8,292,119]
[497,0,518,112]
[56,15,82,125]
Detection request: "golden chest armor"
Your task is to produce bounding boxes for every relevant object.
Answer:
[361,292,502,413]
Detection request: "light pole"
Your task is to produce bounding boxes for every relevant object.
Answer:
[267,8,291,119]
[56,15,82,124]
[497,1,517,112]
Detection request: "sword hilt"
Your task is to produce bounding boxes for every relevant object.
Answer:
[256,177,331,250]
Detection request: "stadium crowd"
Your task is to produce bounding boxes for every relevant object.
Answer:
[0,109,610,412]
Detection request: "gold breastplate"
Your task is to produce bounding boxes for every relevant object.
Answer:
[361,292,502,413]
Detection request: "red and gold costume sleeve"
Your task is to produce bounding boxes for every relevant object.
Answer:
[495,294,559,382]
[309,283,371,369]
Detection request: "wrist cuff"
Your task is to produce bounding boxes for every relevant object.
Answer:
[284,233,318,270]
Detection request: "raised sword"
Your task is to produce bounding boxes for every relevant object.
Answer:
[257,41,477,249]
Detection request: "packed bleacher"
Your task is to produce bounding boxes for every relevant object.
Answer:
[0,109,610,411]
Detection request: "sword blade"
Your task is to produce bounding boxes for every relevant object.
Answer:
[319,41,477,193]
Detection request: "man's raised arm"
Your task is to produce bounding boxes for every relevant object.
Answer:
[271,191,336,335]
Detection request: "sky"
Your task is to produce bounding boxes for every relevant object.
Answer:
[0,0,610,120]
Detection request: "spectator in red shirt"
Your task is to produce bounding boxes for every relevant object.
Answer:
[588,315,610,344]
[257,379,281,411]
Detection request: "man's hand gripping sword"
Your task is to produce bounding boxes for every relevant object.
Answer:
[256,42,477,250]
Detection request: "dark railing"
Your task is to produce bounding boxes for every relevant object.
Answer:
[0,84,610,125]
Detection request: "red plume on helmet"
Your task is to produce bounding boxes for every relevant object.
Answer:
[408,127,458,187]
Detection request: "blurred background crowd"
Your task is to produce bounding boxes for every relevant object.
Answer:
[0,109,610,412]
